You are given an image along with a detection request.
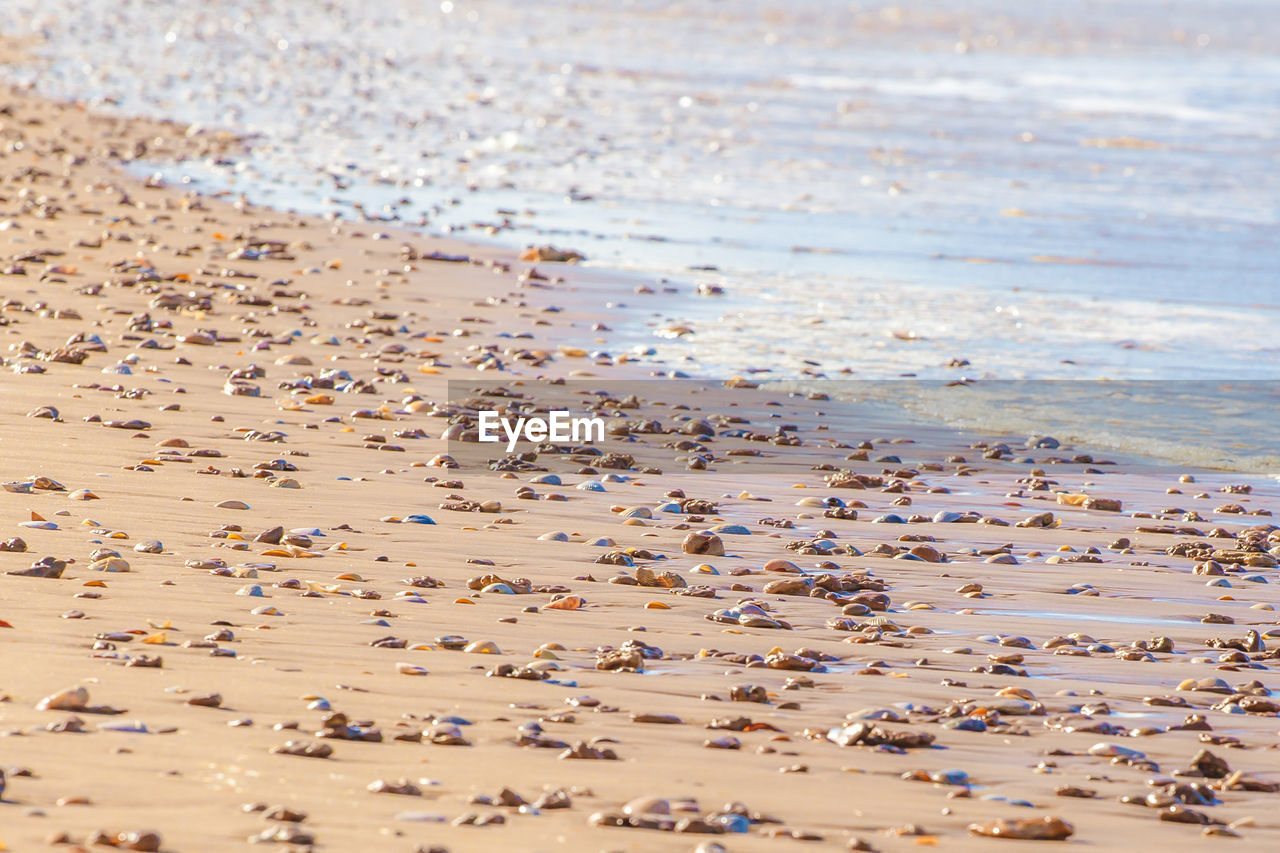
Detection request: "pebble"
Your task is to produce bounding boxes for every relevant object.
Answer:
[0,123,1273,853]
[37,686,89,712]
[682,531,725,556]
[369,778,422,796]
[968,816,1074,841]
[250,827,315,844]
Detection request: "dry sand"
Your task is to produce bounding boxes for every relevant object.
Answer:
[2,66,1280,853]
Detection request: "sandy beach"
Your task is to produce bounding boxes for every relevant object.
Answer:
[3,24,1280,853]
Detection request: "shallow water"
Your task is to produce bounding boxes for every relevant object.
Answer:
[6,0,1278,468]
[979,609,1193,628]
[723,378,1280,474]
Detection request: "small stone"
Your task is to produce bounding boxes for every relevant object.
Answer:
[369,778,422,796]
[249,826,314,844]
[0,536,28,552]
[682,531,725,556]
[37,686,89,712]
[7,556,65,578]
[269,740,333,759]
[623,796,670,816]
[90,557,131,573]
[968,816,1074,840]
[632,712,682,724]
[116,830,163,852]
[397,662,430,676]
[1187,749,1230,779]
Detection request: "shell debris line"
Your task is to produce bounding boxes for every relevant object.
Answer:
[0,28,1279,853]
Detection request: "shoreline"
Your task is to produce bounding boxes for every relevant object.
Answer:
[2,61,1280,853]
[7,32,1278,479]
[9,0,1278,393]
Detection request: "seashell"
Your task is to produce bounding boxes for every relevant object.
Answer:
[37,686,89,711]
[396,662,429,676]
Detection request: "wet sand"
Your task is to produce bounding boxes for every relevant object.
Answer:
[3,64,1280,853]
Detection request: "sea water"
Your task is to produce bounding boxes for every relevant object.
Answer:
[4,0,1278,469]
